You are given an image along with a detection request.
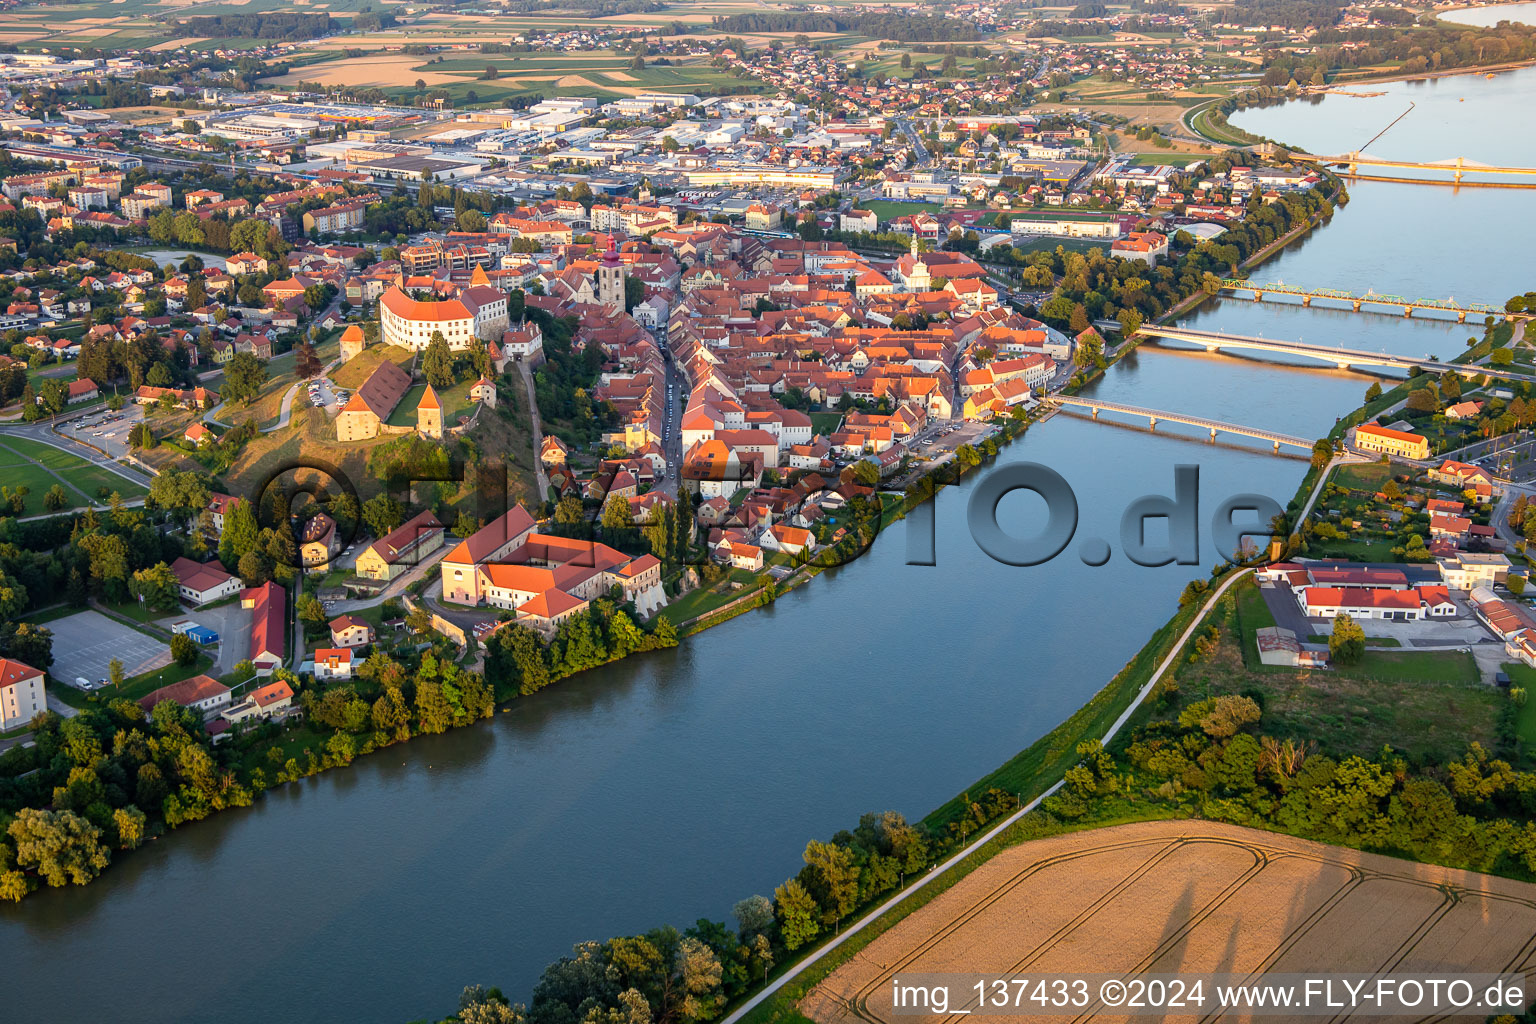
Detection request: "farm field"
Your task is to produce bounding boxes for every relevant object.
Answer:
[269,49,752,100]
[803,820,1536,1024]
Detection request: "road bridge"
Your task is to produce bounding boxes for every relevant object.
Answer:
[1300,152,1536,183]
[1138,325,1536,381]
[1217,279,1523,322]
[1046,395,1312,453]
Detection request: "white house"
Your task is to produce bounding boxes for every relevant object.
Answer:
[0,658,45,730]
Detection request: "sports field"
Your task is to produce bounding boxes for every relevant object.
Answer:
[804,820,1536,1024]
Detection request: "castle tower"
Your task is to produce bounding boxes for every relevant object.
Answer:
[597,238,626,313]
[470,263,491,287]
[416,384,443,440]
[339,324,366,362]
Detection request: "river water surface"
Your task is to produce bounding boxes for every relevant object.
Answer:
[3,69,1535,1024]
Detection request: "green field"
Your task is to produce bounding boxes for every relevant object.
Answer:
[0,435,147,513]
[860,200,945,221]
[1231,581,1496,764]
[1503,663,1536,753]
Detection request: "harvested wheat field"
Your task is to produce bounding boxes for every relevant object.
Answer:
[803,821,1536,1024]
[271,54,461,89]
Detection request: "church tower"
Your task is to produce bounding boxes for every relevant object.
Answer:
[416,384,443,440]
[598,239,626,313]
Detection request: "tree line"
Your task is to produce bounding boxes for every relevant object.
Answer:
[427,591,1536,1024]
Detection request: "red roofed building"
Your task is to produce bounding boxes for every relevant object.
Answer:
[1353,422,1429,460]
[241,581,286,675]
[440,506,537,604]
[138,674,231,718]
[0,658,44,730]
[380,285,474,350]
[1301,585,1453,621]
[312,647,354,681]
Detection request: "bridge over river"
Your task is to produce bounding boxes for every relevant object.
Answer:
[1216,280,1527,323]
[1046,395,1313,453]
[1139,325,1536,382]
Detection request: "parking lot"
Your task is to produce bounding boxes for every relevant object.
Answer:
[157,604,250,675]
[47,610,170,689]
[61,405,144,459]
[306,375,346,414]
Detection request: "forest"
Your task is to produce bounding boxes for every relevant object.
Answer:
[179,14,335,42]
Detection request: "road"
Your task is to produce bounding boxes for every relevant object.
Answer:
[322,544,452,615]
[0,410,157,490]
[896,118,932,168]
[655,338,687,498]
[715,567,1256,1024]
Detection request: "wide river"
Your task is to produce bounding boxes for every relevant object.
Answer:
[5,69,1536,1024]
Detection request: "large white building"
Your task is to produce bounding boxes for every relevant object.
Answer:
[380,284,507,351]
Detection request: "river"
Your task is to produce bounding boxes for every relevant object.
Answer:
[1440,2,1536,28]
[3,70,1534,1024]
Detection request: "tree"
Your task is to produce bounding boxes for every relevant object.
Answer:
[7,808,110,887]
[733,895,775,939]
[294,341,321,380]
[43,483,68,512]
[113,806,147,851]
[1405,387,1439,414]
[601,495,634,532]
[362,493,405,538]
[773,878,819,951]
[675,937,724,1023]
[799,839,858,925]
[1365,381,1383,403]
[170,632,199,666]
[1310,438,1333,471]
[222,352,269,405]
[423,331,455,389]
[555,495,586,525]
[108,658,125,689]
[219,499,259,571]
[237,548,272,587]
[1329,613,1365,665]
[130,562,181,612]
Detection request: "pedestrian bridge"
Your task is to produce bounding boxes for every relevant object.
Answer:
[1047,395,1312,453]
[1216,279,1522,322]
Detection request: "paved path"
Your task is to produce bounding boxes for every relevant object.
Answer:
[1294,452,1369,526]
[716,566,1255,1024]
[323,544,453,614]
[519,362,551,500]
[206,355,342,432]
